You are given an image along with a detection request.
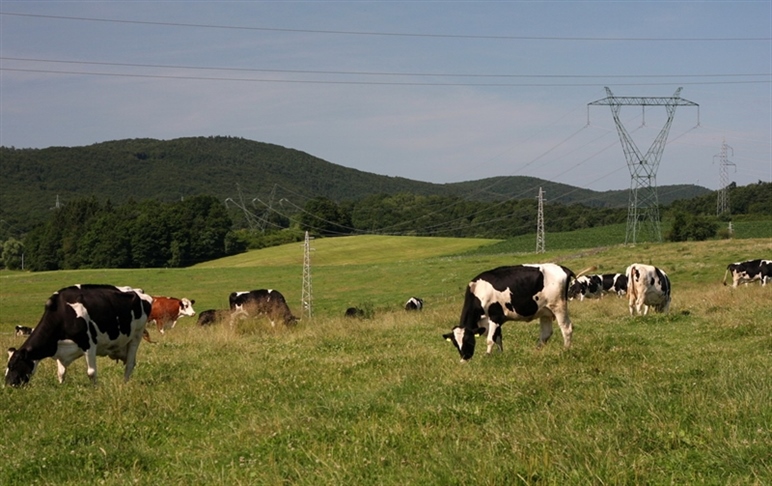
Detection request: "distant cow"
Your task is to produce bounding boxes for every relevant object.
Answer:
[148,296,196,333]
[15,326,33,337]
[404,297,424,311]
[196,309,229,326]
[344,307,365,318]
[568,275,603,301]
[626,264,671,316]
[443,264,579,362]
[722,259,771,287]
[229,289,297,326]
[5,284,152,386]
[600,273,628,297]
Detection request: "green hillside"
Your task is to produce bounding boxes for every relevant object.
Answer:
[1,136,710,233]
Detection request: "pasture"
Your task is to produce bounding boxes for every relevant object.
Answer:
[1,236,770,485]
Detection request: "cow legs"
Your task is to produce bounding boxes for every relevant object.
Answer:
[53,341,84,384]
[84,347,98,384]
[538,316,554,347]
[123,336,142,383]
[56,360,68,383]
[485,320,503,354]
[554,314,573,348]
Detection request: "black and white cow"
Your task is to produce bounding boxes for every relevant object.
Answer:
[600,273,628,297]
[404,297,424,311]
[5,284,152,387]
[15,326,33,337]
[722,259,771,287]
[625,264,671,316]
[568,275,603,301]
[229,289,298,326]
[443,263,577,362]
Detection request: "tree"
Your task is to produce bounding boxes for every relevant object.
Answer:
[666,211,717,242]
[2,237,24,270]
[666,212,689,242]
[300,197,352,236]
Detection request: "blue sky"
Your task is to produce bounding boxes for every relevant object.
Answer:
[1,1,770,192]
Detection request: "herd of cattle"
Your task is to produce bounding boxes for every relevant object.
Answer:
[5,258,769,386]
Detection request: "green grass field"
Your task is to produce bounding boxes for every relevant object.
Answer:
[1,235,770,485]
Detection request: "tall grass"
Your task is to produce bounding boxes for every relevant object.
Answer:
[1,237,770,485]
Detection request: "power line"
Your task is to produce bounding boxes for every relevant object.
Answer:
[3,57,766,81]
[2,12,769,42]
[4,67,768,87]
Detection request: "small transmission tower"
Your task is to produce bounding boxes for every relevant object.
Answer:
[225,184,263,231]
[589,87,698,244]
[301,231,314,319]
[535,187,546,253]
[715,140,735,216]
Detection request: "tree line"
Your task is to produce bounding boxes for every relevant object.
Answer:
[12,196,234,271]
[1,181,769,271]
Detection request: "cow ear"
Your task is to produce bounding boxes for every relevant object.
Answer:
[442,333,453,341]
[473,327,487,336]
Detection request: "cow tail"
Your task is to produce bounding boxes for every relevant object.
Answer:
[628,266,639,302]
[722,268,729,286]
[574,266,597,279]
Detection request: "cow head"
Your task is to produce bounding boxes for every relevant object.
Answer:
[443,326,486,362]
[5,348,39,387]
[568,280,584,300]
[179,298,196,317]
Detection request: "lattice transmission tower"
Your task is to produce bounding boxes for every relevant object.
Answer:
[301,231,314,319]
[588,87,699,244]
[535,187,545,253]
[715,140,735,216]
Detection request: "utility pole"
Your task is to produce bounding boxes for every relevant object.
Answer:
[588,87,699,244]
[715,140,735,216]
[536,187,545,254]
[301,231,314,319]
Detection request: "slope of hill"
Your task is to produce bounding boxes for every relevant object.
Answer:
[0,136,710,232]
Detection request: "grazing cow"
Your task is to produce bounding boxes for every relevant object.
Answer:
[344,307,365,318]
[568,275,603,301]
[625,264,671,316]
[229,289,297,326]
[722,259,771,287]
[404,297,424,311]
[443,263,579,362]
[196,309,229,326]
[147,296,196,334]
[600,273,628,297]
[15,326,33,337]
[5,284,152,386]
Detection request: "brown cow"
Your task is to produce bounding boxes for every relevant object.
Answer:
[142,296,196,342]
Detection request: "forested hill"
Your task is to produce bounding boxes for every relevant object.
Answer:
[1,136,709,231]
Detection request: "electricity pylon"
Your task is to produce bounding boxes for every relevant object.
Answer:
[588,87,698,244]
[535,187,545,253]
[715,140,735,216]
[301,231,313,319]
